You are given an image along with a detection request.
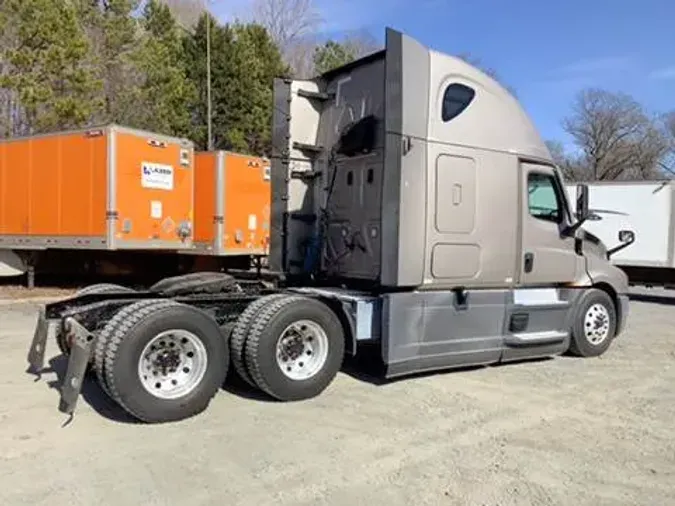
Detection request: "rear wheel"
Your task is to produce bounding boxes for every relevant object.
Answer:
[568,288,617,357]
[56,283,135,356]
[101,300,228,423]
[244,295,345,401]
[229,293,287,388]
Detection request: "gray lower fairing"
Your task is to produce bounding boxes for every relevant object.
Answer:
[296,286,592,378]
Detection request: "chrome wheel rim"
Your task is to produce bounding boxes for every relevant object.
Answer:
[276,320,329,381]
[584,303,611,345]
[138,330,208,399]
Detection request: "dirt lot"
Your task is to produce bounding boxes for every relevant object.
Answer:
[0,289,674,506]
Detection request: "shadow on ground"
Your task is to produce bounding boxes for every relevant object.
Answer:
[27,345,558,425]
[629,292,675,306]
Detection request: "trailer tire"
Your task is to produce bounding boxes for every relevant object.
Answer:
[102,300,229,423]
[568,288,617,358]
[229,293,287,388]
[56,283,135,357]
[150,272,240,297]
[245,295,345,401]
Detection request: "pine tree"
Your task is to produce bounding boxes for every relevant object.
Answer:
[77,0,142,125]
[182,13,225,150]
[185,17,288,154]
[1,0,103,133]
[131,0,195,136]
[313,40,359,74]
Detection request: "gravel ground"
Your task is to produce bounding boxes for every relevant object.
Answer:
[0,288,674,506]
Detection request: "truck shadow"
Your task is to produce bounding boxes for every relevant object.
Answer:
[337,345,549,386]
[35,349,555,424]
[42,355,141,424]
[629,292,675,306]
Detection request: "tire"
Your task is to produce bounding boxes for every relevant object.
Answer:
[229,293,287,388]
[244,295,345,401]
[94,299,170,398]
[568,288,617,358]
[101,299,229,423]
[150,272,240,296]
[56,283,135,356]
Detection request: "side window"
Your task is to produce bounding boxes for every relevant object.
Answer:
[528,173,563,223]
[442,83,475,122]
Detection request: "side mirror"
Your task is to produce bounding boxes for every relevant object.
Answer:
[575,184,589,221]
[618,230,635,244]
[607,229,635,258]
[564,183,590,236]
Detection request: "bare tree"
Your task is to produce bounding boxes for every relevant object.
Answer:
[251,0,322,51]
[562,88,670,180]
[657,111,675,176]
[545,140,592,181]
[284,37,319,78]
[340,29,381,58]
[160,0,209,30]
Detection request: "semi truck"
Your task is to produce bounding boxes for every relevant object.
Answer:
[564,180,675,289]
[27,27,636,424]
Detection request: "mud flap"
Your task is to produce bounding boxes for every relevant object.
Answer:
[27,306,50,375]
[58,317,96,416]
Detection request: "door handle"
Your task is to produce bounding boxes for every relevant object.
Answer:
[524,253,534,273]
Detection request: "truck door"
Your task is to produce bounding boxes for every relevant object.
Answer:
[518,163,581,285]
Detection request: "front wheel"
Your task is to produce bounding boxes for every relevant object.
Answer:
[568,288,617,358]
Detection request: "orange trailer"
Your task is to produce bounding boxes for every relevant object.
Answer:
[0,125,195,251]
[192,151,270,257]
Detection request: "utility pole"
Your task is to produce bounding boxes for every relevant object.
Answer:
[206,0,213,151]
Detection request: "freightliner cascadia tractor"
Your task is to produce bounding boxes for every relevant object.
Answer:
[27,28,635,424]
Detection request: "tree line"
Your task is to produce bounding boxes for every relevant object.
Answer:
[0,0,375,155]
[0,0,673,181]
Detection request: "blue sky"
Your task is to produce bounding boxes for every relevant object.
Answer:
[213,0,675,147]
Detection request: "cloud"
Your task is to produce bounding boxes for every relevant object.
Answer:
[649,66,675,80]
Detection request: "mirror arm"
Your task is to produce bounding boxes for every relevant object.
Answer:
[607,236,636,258]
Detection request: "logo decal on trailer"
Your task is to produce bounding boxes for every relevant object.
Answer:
[141,162,174,190]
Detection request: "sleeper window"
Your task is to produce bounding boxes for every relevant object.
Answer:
[442,83,475,122]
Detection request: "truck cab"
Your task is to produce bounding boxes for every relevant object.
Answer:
[271,27,632,377]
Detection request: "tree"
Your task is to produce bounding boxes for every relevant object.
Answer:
[545,140,589,181]
[184,16,288,154]
[313,41,358,74]
[313,33,380,74]
[250,0,322,77]
[251,0,321,51]
[1,0,102,134]
[562,88,670,180]
[161,0,208,30]
[131,0,196,136]
[78,0,143,125]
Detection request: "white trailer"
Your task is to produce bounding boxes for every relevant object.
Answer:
[565,180,675,288]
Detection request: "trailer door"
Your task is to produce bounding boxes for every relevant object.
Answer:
[518,163,582,285]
